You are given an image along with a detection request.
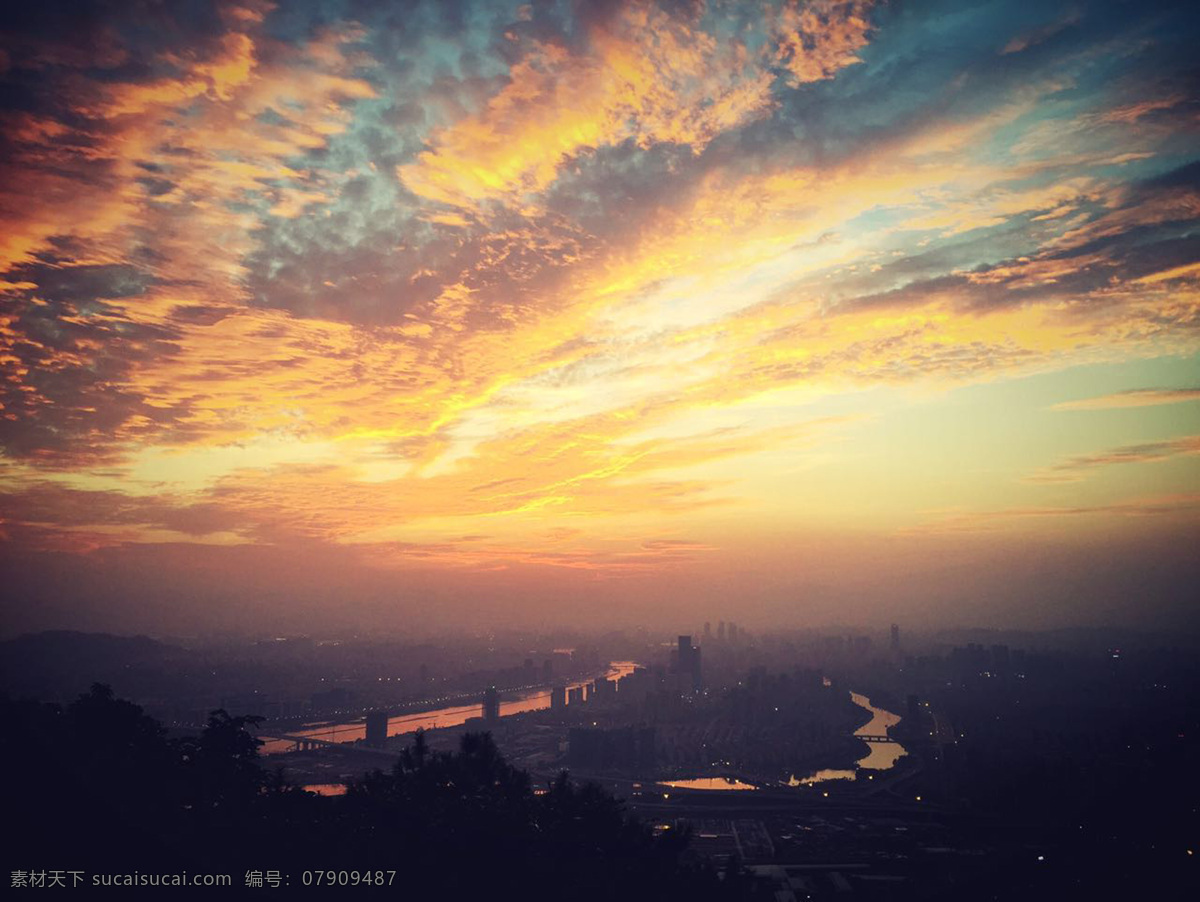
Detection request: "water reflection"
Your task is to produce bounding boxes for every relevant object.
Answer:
[785,691,907,786]
[262,662,638,755]
[786,769,855,786]
[302,783,347,796]
[849,691,906,770]
[659,777,757,791]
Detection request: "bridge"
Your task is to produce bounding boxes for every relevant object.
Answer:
[258,733,399,757]
[856,734,898,743]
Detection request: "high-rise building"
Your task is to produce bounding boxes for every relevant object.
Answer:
[365,711,389,747]
[482,686,500,723]
[703,621,712,643]
[568,686,584,706]
[542,659,553,683]
[717,621,726,641]
[675,635,702,690]
[550,685,566,710]
[891,623,901,651]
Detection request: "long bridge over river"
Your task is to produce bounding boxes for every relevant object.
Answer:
[257,732,400,756]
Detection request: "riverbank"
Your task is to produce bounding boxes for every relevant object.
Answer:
[778,708,872,783]
[654,689,907,792]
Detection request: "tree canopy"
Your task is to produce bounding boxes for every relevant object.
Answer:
[3,685,737,900]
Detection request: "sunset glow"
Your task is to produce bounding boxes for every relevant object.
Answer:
[2,0,1197,634]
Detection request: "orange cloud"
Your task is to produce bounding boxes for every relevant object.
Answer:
[0,22,373,290]
[775,0,874,86]
[399,4,778,213]
[1100,93,1188,125]
[398,1,882,215]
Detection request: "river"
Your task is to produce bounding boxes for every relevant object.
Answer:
[652,690,909,792]
[262,661,638,755]
[786,690,907,785]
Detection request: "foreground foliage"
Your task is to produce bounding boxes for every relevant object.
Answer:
[4,685,737,899]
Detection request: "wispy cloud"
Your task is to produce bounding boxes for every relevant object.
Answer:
[1051,388,1200,411]
[904,493,1200,534]
[1023,436,1200,484]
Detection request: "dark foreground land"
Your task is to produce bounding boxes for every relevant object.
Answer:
[4,629,1200,899]
[4,685,734,899]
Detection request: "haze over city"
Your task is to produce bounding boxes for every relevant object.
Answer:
[2,0,1198,639]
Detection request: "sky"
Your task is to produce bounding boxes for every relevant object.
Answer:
[1,0,1197,638]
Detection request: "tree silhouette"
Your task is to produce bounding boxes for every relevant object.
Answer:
[3,687,740,900]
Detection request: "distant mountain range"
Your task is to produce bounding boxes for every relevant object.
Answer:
[0,630,176,699]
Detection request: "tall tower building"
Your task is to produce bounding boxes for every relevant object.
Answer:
[365,711,389,747]
[891,623,901,652]
[678,635,693,671]
[676,635,702,691]
[483,686,500,723]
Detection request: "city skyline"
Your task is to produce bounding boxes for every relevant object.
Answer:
[1,0,1198,637]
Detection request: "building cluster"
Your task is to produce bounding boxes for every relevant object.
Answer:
[566,725,656,772]
[548,669,646,712]
[945,643,1020,680]
[702,620,744,645]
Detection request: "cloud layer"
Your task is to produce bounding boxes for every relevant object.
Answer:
[2,0,1198,631]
